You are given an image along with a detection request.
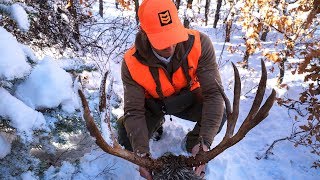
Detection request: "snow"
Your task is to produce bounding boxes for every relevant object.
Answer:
[21,171,37,180]
[9,3,30,32]
[19,43,39,63]
[0,0,12,4]
[0,87,46,141]
[0,133,11,159]
[44,161,76,180]
[57,58,96,72]
[0,27,31,80]
[0,0,319,179]
[15,56,79,113]
[44,150,141,180]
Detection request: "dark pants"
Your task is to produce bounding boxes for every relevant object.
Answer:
[117,95,226,153]
[117,109,164,152]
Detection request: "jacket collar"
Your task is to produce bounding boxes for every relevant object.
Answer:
[134,30,194,69]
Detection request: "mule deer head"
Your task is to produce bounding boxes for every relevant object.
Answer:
[78,60,276,179]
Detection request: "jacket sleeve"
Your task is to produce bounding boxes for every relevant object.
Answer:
[121,60,150,153]
[196,33,224,147]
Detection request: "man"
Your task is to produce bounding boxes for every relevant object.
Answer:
[117,0,225,179]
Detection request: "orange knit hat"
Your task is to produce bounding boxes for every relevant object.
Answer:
[138,0,188,50]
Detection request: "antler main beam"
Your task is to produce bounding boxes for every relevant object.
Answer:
[78,72,163,170]
[185,60,276,167]
[78,60,276,174]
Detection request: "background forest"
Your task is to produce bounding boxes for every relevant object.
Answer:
[0,0,319,179]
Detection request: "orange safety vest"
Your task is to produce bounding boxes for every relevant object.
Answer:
[124,29,201,99]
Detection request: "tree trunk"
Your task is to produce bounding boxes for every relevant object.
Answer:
[205,0,210,26]
[99,0,103,17]
[197,0,201,14]
[115,0,119,9]
[277,60,285,85]
[213,0,222,28]
[175,0,181,10]
[260,27,269,41]
[187,0,193,9]
[184,17,190,28]
[184,0,194,28]
[67,0,80,42]
[260,0,281,40]
[225,11,234,42]
[242,48,250,69]
[277,55,287,86]
[134,0,139,24]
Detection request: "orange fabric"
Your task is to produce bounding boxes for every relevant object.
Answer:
[124,29,201,99]
[138,0,188,50]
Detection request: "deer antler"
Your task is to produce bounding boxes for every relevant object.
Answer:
[78,72,164,170]
[78,60,276,176]
[185,59,276,167]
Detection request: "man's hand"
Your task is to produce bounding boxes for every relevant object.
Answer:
[139,166,152,180]
[191,143,209,178]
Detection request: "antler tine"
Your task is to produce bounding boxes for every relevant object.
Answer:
[185,60,276,167]
[78,85,162,170]
[214,62,240,140]
[214,79,231,118]
[192,89,275,165]
[243,59,267,123]
[226,62,241,138]
[237,89,276,134]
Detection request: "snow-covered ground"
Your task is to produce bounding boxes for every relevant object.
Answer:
[0,0,319,179]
